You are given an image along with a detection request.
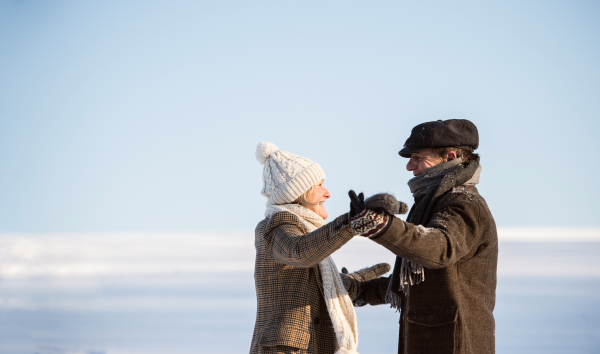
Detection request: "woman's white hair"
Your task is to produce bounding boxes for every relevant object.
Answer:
[293,183,318,206]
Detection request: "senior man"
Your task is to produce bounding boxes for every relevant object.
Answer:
[355,119,498,354]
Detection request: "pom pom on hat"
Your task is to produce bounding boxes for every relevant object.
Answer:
[256,141,279,165]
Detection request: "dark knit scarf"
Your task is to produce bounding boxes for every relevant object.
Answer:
[386,157,481,310]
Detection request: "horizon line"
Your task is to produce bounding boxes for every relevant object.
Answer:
[1,226,599,242]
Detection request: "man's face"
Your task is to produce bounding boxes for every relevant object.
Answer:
[406,148,444,176]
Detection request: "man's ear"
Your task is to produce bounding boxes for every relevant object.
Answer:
[446,150,458,161]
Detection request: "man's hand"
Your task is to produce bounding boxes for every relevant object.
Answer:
[340,263,391,304]
[365,193,409,215]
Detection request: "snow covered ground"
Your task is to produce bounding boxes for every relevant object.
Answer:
[0,229,599,354]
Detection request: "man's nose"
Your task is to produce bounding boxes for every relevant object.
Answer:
[406,160,415,171]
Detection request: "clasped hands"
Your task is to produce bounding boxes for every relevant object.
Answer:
[348,190,408,218]
[340,191,409,304]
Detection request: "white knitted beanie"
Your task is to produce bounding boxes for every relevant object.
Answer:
[256,141,326,206]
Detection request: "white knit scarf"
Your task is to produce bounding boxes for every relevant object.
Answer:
[265,204,359,354]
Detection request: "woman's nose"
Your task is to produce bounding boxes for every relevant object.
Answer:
[324,189,331,199]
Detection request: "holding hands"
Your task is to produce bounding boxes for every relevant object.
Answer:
[348,190,408,237]
[342,191,406,304]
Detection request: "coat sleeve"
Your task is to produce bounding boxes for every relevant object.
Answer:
[369,193,484,269]
[263,211,356,268]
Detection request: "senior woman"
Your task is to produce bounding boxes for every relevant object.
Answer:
[250,142,392,354]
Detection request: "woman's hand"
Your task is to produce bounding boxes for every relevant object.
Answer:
[348,190,365,218]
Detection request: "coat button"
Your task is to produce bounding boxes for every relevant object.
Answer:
[314,317,320,325]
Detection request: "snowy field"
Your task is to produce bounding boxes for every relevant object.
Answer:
[1,229,599,354]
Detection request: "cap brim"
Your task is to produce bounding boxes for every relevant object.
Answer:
[398,146,426,158]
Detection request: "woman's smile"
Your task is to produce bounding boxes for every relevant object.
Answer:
[303,180,330,219]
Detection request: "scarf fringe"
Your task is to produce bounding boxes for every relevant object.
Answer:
[384,258,425,311]
[385,282,402,312]
[399,258,424,295]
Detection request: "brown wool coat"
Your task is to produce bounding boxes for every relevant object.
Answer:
[360,185,498,354]
[250,211,355,354]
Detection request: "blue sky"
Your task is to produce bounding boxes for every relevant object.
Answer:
[1,0,599,232]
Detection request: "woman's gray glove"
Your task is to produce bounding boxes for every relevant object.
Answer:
[364,193,409,215]
[339,263,391,304]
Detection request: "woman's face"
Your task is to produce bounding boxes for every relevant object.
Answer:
[303,180,331,219]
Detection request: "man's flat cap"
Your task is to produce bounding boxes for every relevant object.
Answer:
[399,119,479,158]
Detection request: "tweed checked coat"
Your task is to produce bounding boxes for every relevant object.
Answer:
[360,185,498,354]
[250,211,356,354]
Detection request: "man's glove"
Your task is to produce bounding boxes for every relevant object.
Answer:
[348,190,365,218]
[364,193,409,215]
[348,190,391,237]
[339,263,391,304]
